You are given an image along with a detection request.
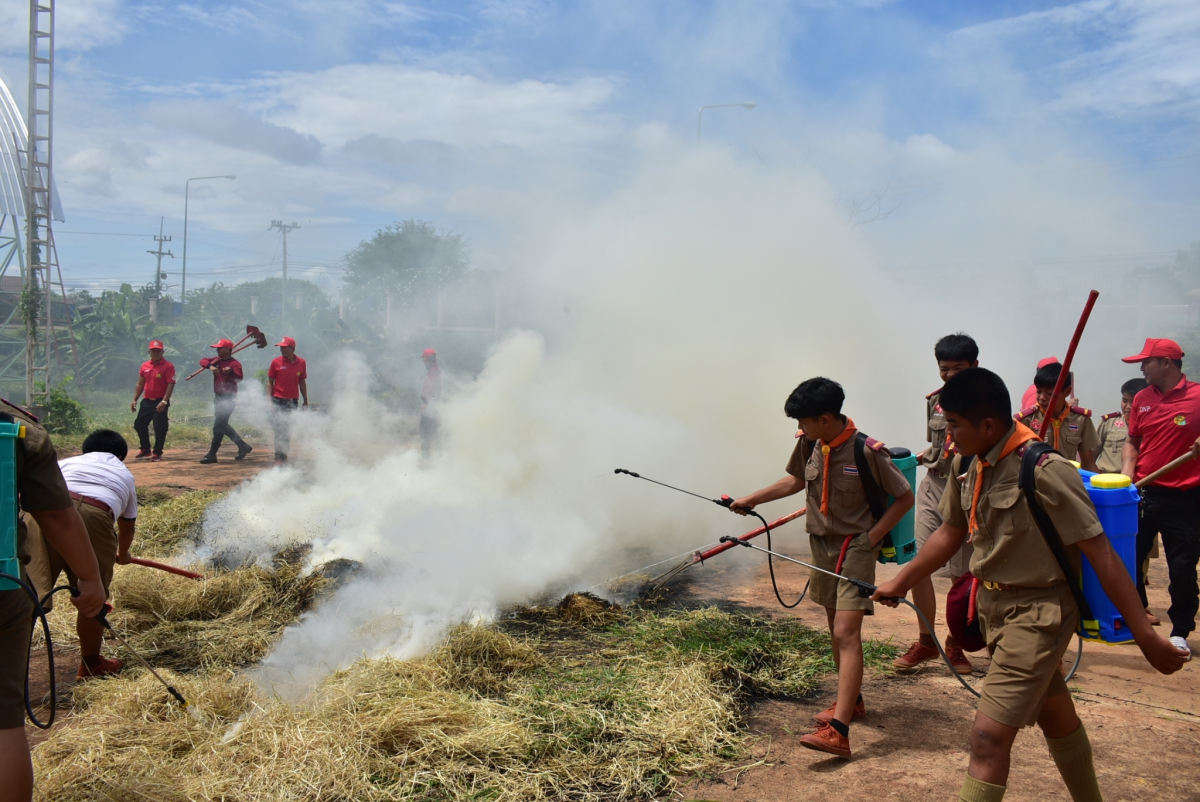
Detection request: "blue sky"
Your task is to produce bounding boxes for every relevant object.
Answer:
[0,0,1197,294]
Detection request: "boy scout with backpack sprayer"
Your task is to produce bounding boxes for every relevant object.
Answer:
[1015,362,1100,472]
[730,377,914,757]
[873,368,1188,802]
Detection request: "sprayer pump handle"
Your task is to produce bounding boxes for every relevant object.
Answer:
[95,603,113,629]
[717,495,735,508]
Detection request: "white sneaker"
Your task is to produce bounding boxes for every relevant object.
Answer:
[1169,636,1192,661]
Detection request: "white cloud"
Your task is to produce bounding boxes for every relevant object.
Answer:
[949,0,1200,118]
[0,0,130,54]
[148,99,323,165]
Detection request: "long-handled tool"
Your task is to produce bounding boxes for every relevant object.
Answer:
[1135,451,1197,489]
[184,325,267,381]
[130,557,204,580]
[615,469,808,607]
[649,508,805,589]
[1037,290,1099,444]
[717,536,1082,695]
[96,604,190,710]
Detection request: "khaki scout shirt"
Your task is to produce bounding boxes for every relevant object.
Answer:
[919,389,954,475]
[785,427,911,537]
[1,400,72,563]
[1095,412,1128,474]
[1014,405,1100,463]
[939,424,1103,587]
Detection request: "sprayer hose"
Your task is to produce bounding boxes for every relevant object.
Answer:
[0,572,63,729]
[747,510,809,609]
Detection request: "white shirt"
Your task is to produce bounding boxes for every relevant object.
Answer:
[58,452,138,521]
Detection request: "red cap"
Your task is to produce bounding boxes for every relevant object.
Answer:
[210,338,234,349]
[276,336,296,348]
[422,348,437,358]
[1036,356,1059,369]
[1121,338,1185,363]
[148,340,164,350]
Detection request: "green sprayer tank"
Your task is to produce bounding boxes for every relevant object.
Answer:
[0,415,24,590]
[878,447,918,564]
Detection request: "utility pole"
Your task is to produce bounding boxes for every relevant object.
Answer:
[269,219,299,328]
[147,216,173,323]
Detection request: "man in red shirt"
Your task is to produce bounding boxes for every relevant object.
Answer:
[267,336,308,465]
[199,339,252,464]
[420,348,441,456]
[1122,337,1200,659]
[129,340,175,461]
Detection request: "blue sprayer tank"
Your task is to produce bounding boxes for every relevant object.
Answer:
[1079,471,1141,644]
[0,416,24,591]
[878,447,918,565]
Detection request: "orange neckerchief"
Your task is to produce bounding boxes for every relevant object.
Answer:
[968,422,1039,539]
[1037,403,1071,450]
[819,418,858,517]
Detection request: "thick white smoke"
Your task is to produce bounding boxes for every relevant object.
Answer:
[189,147,1099,691]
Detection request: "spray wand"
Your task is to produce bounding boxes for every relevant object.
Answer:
[614,469,808,607]
[95,603,190,710]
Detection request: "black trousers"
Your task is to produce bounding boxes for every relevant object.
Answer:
[133,397,169,454]
[210,394,245,454]
[271,397,298,460]
[419,412,438,455]
[1137,485,1200,638]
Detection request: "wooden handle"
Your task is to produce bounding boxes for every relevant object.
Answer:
[130,557,205,580]
[1134,451,1197,489]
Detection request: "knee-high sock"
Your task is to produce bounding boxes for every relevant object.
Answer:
[960,775,1006,802]
[1046,723,1102,802]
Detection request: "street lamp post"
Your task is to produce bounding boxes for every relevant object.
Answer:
[697,102,757,143]
[182,174,236,314]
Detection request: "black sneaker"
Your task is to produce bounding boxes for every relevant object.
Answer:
[235,444,253,461]
[199,454,217,464]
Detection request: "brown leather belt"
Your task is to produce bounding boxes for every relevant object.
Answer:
[70,492,111,515]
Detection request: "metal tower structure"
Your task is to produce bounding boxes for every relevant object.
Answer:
[22,0,82,405]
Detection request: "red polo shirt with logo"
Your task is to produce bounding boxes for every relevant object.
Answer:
[268,355,307,400]
[139,358,176,399]
[1128,375,1200,489]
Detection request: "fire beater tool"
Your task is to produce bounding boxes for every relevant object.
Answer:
[614,469,809,607]
[130,556,205,580]
[1037,290,1099,445]
[184,324,267,381]
[96,603,190,710]
[1134,450,1197,489]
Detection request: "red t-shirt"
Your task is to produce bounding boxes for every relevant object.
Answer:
[139,358,176,399]
[1128,376,1200,489]
[206,357,243,395]
[269,355,307,400]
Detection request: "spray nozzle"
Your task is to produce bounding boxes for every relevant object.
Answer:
[613,469,639,477]
[719,535,748,546]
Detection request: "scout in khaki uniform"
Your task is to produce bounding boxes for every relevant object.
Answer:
[896,333,977,675]
[1014,362,1099,472]
[1096,378,1147,473]
[874,368,1188,802]
[731,377,913,758]
[0,400,105,802]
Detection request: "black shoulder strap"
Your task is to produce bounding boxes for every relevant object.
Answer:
[854,432,887,524]
[1018,442,1100,639]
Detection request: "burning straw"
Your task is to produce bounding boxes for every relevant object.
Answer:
[34,594,896,801]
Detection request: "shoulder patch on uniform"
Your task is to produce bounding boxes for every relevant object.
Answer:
[925,387,943,400]
[1101,411,1121,421]
[863,436,886,452]
[1015,405,1039,420]
[1071,405,1092,417]
[1,398,38,422]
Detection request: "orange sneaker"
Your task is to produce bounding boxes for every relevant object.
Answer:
[944,640,974,675]
[799,722,851,757]
[893,640,939,671]
[77,656,123,680]
[814,698,866,724]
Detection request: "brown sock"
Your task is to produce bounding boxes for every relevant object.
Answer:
[1046,723,1102,802]
[960,775,1006,802]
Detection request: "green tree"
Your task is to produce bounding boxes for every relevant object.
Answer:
[341,220,470,325]
[74,284,175,390]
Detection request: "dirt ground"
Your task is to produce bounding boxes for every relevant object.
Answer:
[669,537,1200,802]
[24,459,1200,799]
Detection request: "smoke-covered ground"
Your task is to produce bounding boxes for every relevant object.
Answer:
[188,148,1141,692]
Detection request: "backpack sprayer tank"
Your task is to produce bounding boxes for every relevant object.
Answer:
[877,447,918,565]
[1078,470,1140,644]
[0,416,24,591]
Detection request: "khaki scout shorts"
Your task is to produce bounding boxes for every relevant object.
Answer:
[0,586,34,729]
[809,532,882,613]
[24,501,116,612]
[977,583,1077,729]
[915,472,973,579]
